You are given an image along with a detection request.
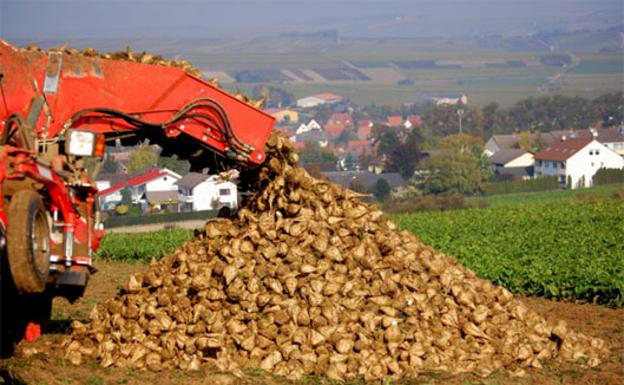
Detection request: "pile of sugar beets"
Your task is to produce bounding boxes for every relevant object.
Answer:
[65,134,608,381]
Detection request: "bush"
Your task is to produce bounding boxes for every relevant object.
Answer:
[103,210,217,228]
[593,168,624,186]
[483,176,559,195]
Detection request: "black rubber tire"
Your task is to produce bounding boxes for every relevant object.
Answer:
[7,190,50,294]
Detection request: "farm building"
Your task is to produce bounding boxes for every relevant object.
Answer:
[97,168,181,209]
[178,172,238,212]
[296,93,343,108]
[534,137,624,188]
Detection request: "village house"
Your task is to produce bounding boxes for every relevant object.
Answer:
[296,93,343,108]
[264,108,299,124]
[534,137,624,188]
[485,127,624,157]
[324,123,346,139]
[404,115,422,129]
[295,119,322,135]
[328,113,353,128]
[177,172,238,212]
[490,149,535,180]
[357,120,373,140]
[386,115,404,128]
[97,168,181,210]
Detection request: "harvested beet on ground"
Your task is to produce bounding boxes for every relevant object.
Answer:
[65,133,608,381]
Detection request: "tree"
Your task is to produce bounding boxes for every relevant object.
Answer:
[348,179,367,193]
[421,134,488,195]
[343,153,358,171]
[101,159,120,174]
[372,125,401,157]
[128,142,158,174]
[120,186,133,205]
[371,178,391,201]
[158,155,191,176]
[251,86,294,108]
[384,129,422,179]
[298,141,338,164]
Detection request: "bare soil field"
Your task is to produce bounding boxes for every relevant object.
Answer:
[0,261,621,385]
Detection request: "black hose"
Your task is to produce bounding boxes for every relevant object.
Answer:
[65,97,253,159]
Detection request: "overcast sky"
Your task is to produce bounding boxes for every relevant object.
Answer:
[1,0,622,42]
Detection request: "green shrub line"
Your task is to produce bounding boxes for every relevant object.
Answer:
[103,210,217,228]
[483,176,559,195]
[392,198,624,307]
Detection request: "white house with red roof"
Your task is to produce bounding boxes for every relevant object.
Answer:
[404,115,422,129]
[534,137,623,188]
[97,168,182,208]
[296,93,343,108]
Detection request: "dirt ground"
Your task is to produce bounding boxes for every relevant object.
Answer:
[0,260,622,385]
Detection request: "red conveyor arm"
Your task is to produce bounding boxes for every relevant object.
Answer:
[0,40,274,165]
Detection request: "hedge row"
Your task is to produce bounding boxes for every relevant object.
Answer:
[103,209,217,228]
[483,176,559,195]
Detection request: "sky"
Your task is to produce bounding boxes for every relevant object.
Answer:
[0,0,622,42]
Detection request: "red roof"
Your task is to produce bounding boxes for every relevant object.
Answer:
[408,115,422,126]
[325,123,346,138]
[313,93,342,102]
[98,169,167,196]
[387,116,404,127]
[358,120,372,128]
[358,124,372,140]
[535,138,593,161]
[329,113,353,127]
[348,140,372,155]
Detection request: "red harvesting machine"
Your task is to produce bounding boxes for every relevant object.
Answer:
[0,40,275,352]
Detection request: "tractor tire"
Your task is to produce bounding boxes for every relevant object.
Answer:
[7,190,51,293]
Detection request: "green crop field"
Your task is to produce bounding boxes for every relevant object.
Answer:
[468,183,623,208]
[393,198,624,307]
[96,228,194,263]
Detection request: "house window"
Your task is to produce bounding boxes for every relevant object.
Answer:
[595,150,600,155]
[589,150,594,155]
[219,188,230,196]
[538,160,543,167]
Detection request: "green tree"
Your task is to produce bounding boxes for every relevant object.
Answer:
[384,129,422,178]
[343,153,358,171]
[158,155,191,176]
[349,179,368,193]
[371,178,391,201]
[421,134,488,195]
[299,141,338,164]
[128,143,158,174]
[120,186,133,205]
[101,159,120,174]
